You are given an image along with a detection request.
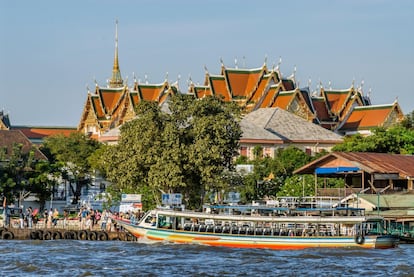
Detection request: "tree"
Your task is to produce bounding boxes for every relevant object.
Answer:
[401,110,414,130]
[41,132,101,204]
[103,94,242,209]
[0,144,52,208]
[332,125,414,154]
[237,146,312,201]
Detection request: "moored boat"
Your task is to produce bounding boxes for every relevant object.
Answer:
[114,202,398,250]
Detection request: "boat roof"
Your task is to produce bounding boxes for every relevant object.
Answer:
[152,209,380,224]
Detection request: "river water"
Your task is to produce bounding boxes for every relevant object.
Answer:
[0,239,413,276]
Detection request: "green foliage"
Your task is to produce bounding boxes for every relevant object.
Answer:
[42,132,101,204]
[102,95,242,209]
[237,146,312,201]
[332,125,414,154]
[277,175,315,197]
[0,144,52,206]
[401,110,414,130]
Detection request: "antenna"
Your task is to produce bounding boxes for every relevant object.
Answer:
[234,57,238,69]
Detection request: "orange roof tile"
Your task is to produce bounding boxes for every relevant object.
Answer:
[271,91,295,109]
[324,90,351,115]
[339,105,397,131]
[260,85,279,108]
[99,88,125,114]
[91,96,106,119]
[209,76,231,101]
[129,92,140,106]
[0,130,48,160]
[138,84,165,101]
[225,68,262,97]
[246,74,272,109]
[193,86,212,99]
[12,127,77,139]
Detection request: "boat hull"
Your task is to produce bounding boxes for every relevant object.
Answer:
[116,220,398,250]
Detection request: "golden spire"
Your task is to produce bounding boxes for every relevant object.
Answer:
[109,19,123,88]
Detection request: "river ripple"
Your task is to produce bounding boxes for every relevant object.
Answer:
[0,240,413,276]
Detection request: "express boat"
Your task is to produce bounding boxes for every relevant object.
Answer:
[114,201,398,250]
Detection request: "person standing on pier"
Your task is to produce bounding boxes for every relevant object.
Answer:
[26,207,33,229]
[47,208,52,228]
[19,209,24,228]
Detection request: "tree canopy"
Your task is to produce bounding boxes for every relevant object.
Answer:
[237,146,312,201]
[41,132,101,204]
[102,94,242,209]
[0,143,52,207]
[332,125,414,154]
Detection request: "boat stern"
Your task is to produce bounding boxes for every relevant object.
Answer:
[374,235,399,249]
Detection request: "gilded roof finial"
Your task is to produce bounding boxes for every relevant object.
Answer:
[109,19,123,88]
[276,56,282,70]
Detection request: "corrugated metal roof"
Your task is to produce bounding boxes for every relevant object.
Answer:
[334,152,414,178]
[294,152,414,178]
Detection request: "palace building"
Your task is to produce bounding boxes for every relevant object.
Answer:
[77,22,177,139]
[188,62,404,135]
[77,23,405,144]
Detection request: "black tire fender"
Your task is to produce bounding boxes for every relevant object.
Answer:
[88,231,97,241]
[2,231,14,240]
[43,231,52,240]
[355,235,365,245]
[98,231,108,241]
[52,231,62,240]
[30,231,38,240]
[78,230,87,240]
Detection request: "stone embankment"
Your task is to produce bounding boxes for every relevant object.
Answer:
[0,219,136,241]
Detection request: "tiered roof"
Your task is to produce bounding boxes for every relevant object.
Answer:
[189,61,404,134]
[338,102,404,133]
[77,23,176,137]
[78,23,404,139]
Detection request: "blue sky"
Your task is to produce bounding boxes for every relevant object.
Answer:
[1,0,413,126]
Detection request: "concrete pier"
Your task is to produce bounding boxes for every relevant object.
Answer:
[0,227,136,241]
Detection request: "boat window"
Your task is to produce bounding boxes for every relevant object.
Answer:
[158,215,173,228]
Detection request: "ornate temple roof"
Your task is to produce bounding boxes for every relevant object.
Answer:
[337,102,404,133]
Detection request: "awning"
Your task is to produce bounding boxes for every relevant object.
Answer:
[315,167,360,174]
